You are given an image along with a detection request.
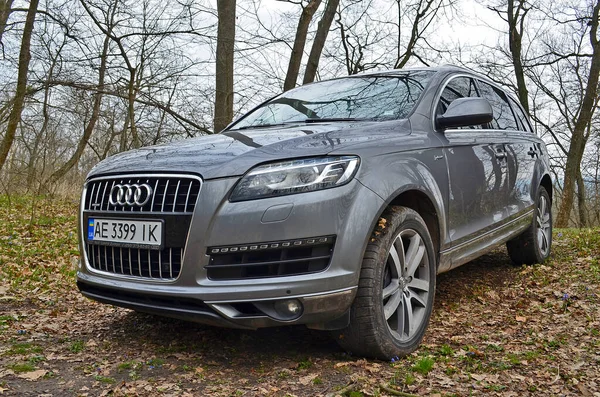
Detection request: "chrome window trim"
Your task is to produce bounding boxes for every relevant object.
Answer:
[431,73,481,132]
[80,173,203,283]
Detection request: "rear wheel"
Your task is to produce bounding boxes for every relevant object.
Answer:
[334,206,436,360]
[506,186,552,265]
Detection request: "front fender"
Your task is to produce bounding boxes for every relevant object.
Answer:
[355,151,449,253]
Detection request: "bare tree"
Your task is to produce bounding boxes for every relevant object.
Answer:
[0,0,13,49]
[214,0,236,132]
[46,2,113,185]
[487,0,531,112]
[334,0,390,75]
[303,0,339,83]
[556,0,600,227]
[283,0,322,91]
[394,0,454,69]
[0,0,38,173]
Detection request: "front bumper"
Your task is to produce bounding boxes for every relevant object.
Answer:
[77,176,384,329]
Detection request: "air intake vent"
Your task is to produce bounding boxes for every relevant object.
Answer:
[206,236,335,280]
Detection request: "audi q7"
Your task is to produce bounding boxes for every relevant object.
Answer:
[77,66,553,359]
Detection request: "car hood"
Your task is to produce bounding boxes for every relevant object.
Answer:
[88,120,411,180]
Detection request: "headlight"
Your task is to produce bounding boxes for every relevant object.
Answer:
[230,156,360,201]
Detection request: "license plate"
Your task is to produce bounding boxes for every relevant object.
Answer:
[87,218,163,249]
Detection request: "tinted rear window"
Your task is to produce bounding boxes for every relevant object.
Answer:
[478,82,519,130]
[509,97,533,132]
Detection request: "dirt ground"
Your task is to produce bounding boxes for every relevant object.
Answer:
[0,198,599,396]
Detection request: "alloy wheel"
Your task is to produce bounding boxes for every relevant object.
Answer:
[382,229,431,341]
[536,194,551,256]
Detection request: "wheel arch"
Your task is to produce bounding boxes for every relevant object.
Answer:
[540,174,553,203]
[367,186,444,268]
[388,189,441,258]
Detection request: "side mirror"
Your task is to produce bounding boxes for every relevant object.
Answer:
[436,97,493,130]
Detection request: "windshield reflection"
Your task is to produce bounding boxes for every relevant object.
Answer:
[230,71,434,130]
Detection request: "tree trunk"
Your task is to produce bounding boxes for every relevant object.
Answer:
[46,32,110,184]
[127,66,140,148]
[576,168,587,227]
[507,0,529,113]
[0,0,13,46]
[213,0,236,133]
[303,0,338,84]
[556,0,600,227]
[0,0,38,174]
[283,0,322,91]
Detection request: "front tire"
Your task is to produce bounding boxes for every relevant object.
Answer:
[506,186,552,265]
[334,206,436,360]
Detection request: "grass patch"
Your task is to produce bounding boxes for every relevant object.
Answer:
[348,392,364,397]
[7,342,43,355]
[0,195,78,295]
[404,372,416,385]
[118,360,142,372]
[485,344,504,352]
[147,358,165,367]
[297,359,313,370]
[412,356,435,375]
[94,375,116,384]
[69,340,84,353]
[439,344,454,356]
[9,363,36,373]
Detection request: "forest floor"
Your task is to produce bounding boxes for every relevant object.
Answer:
[0,196,599,397]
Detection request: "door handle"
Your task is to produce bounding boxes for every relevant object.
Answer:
[527,147,538,158]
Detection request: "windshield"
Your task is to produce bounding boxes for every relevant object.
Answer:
[230,71,434,130]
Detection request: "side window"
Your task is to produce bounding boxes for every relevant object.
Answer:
[436,76,481,129]
[508,97,533,133]
[477,82,519,130]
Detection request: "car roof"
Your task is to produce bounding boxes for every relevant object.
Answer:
[342,65,503,93]
[349,64,488,80]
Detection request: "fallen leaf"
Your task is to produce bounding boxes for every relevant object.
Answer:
[298,374,317,385]
[17,370,47,381]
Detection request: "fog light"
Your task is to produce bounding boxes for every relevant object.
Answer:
[274,299,303,319]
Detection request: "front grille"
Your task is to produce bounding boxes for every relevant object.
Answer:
[206,236,335,280]
[87,244,183,279]
[83,174,201,281]
[84,175,201,213]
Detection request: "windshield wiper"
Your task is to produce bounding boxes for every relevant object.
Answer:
[231,118,369,131]
[234,123,290,130]
[303,117,369,123]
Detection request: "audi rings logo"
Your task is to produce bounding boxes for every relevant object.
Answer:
[109,183,153,206]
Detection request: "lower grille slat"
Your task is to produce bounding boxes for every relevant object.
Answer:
[86,246,183,280]
[169,248,173,279]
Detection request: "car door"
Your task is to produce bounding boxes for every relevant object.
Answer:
[504,95,543,216]
[435,76,510,246]
[475,80,522,221]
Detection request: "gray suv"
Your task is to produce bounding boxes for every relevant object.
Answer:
[77,66,552,359]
